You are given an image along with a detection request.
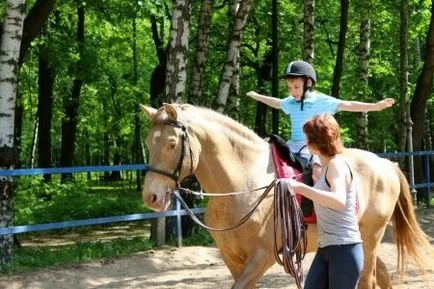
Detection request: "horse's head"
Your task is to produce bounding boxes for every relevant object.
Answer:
[140,103,198,211]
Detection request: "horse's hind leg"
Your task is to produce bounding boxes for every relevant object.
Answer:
[230,247,274,289]
[376,257,392,289]
[359,224,389,289]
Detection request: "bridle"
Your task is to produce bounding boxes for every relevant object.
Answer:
[146,120,195,185]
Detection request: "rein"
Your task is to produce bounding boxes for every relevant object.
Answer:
[274,179,307,289]
[172,179,277,231]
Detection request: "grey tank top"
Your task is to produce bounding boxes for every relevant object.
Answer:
[313,159,362,248]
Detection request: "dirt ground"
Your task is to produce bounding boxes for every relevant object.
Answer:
[1,208,433,289]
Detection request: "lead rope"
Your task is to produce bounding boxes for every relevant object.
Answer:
[273,179,308,289]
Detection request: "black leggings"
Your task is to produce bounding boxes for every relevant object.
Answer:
[303,243,364,289]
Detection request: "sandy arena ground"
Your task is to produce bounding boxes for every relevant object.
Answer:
[0,208,433,289]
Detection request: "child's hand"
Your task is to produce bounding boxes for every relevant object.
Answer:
[246,91,260,99]
[376,98,395,111]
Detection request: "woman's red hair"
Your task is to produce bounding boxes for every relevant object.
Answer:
[303,113,344,157]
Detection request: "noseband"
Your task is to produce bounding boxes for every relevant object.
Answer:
[146,120,194,184]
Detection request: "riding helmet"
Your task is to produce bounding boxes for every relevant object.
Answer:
[282,60,316,84]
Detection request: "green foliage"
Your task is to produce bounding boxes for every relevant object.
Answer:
[14,177,150,225]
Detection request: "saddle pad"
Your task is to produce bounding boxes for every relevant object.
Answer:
[271,143,317,224]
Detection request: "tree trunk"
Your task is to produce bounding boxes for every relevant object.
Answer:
[60,4,85,181]
[398,0,409,156]
[19,0,56,66]
[103,131,110,182]
[331,0,349,97]
[410,1,434,155]
[356,5,371,150]
[165,0,193,103]
[226,1,241,118]
[410,2,434,186]
[13,101,23,169]
[214,0,252,113]
[424,107,433,151]
[150,15,167,108]
[29,116,39,168]
[108,78,122,181]
[37,49,55,182]
[132,15,143,191]
[303,0,315,63]
[189,0,213,105]
[0,0,26,268]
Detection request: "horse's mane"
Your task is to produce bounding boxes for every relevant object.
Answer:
[154,104,266,149]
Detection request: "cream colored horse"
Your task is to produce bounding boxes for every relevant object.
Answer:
[140,103,433,289]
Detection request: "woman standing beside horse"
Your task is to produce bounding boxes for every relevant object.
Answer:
[288,114,363,289]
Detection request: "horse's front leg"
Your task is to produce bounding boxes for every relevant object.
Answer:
[229,247,275,289]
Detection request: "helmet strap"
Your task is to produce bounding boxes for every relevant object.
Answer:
[300,78,310,111]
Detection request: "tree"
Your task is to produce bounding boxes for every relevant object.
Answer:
[214,0,252,113]
[59,3,85,181]
[356,2,371,150]
[189,0,213,105]
[410,0,434,188]
[0,0,26,267]
[303,0,315,63]
[165,0,193,103]
[37,41,56,182]
[331,0,349,98]
[399,0,409,153]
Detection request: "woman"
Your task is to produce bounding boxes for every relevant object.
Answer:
[288,113,364,289]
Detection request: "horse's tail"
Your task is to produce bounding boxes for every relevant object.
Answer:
[392,165,434,276]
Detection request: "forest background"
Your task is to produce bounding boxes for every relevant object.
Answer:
[0,0,434,269]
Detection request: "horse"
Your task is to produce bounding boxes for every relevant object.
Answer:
[140,103,433,289]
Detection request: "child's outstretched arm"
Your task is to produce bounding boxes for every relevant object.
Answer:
[338,98,395,112]
[246,91,281,109]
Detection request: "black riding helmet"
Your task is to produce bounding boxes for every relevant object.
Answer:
[282,60,316,111]
[282,60,316,84]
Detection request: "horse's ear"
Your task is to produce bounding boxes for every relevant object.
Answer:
[163,103,178,121]
[140,104,157,120]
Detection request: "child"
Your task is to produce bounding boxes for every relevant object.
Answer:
[246,60,395,180]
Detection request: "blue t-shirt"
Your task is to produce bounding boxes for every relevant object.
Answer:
[279,91,341,150]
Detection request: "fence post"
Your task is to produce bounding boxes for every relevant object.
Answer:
[425,154,431,207]
[176,195,183,247]
[407,104,417,205]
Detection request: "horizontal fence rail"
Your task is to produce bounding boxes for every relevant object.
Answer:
[0,208,205,236]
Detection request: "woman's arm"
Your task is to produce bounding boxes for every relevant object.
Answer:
[338,98,395,112]
[246,91,281,109]
[288,159,349,210]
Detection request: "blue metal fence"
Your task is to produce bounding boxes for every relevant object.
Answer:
[0,164,205,247]
[0,150,432,241]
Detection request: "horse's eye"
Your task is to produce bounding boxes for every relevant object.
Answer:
[169,142,176,149]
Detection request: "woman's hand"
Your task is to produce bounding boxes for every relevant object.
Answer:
[286,178,303,191]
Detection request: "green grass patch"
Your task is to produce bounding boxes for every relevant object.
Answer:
[2,236,153,274]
